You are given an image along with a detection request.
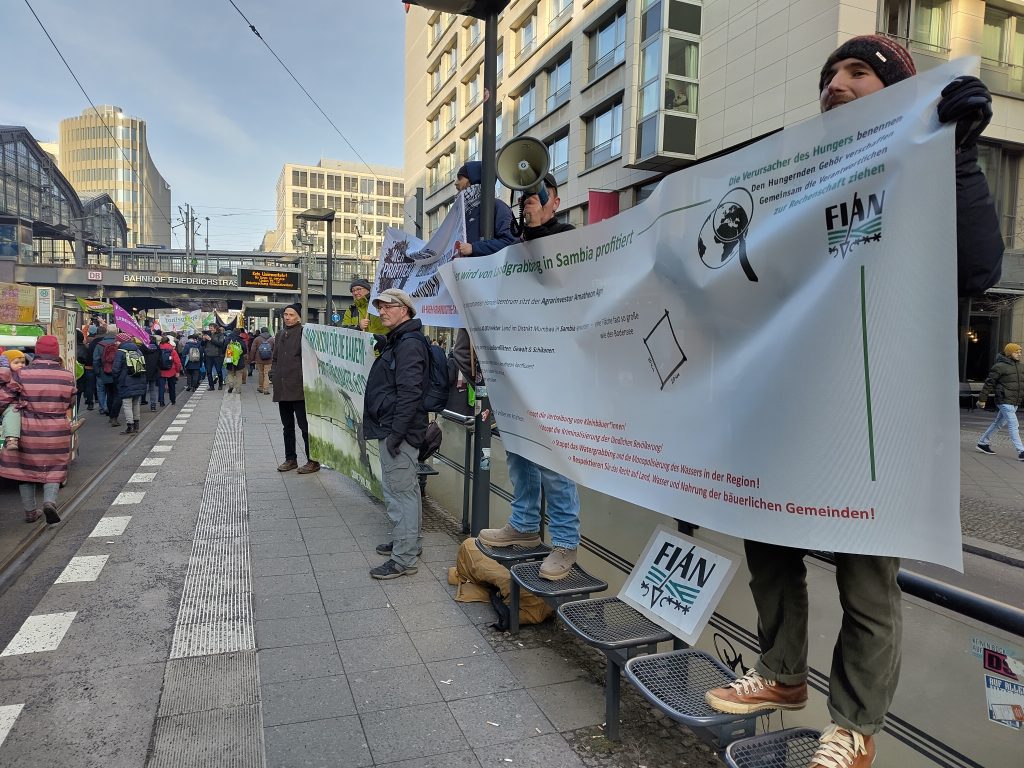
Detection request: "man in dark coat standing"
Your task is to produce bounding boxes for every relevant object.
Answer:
[704,36,1004,768]
[976,343,1024,458]
[203,324,227,391]
[272,304,319,474]
[363,289,429,580]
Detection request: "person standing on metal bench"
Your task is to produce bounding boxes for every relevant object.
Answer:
[477,174,583,582]
[704,35,1004,768]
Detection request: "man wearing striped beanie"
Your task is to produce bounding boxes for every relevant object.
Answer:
[706,35,1004,768]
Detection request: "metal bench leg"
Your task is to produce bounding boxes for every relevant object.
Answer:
[605,654,621,741]
[509,578,521,634]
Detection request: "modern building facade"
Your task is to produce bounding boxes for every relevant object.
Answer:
[403,0,1023,374]
[58,105,172,248]
[261,159,406,281]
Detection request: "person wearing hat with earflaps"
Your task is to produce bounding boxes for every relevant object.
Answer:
[703,35,1004,768]
[341,278,387,336]
[0,336,76,525]
[976,343,1024,458]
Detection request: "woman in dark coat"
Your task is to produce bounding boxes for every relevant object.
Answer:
[0,335,75,525]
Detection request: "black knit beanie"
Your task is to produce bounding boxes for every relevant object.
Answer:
[350,278,372,293]
[285,302,302,317]
[819,35,916,92]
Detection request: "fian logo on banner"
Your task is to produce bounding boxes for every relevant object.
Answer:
[619,526,739,644]
[826,190,885,258]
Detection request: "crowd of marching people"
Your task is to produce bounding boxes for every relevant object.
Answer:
[0,313,280,526]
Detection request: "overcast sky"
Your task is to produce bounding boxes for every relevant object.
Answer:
[4,0,407,251]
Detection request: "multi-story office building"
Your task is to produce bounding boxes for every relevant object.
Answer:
[404,0,1022,373]
[58,106,172,248]
[261,159,407,277]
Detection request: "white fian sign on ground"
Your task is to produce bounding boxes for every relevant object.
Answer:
[441,60,973,569]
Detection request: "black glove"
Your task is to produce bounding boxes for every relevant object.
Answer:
[937,76,992,150]
[386,434,403,458]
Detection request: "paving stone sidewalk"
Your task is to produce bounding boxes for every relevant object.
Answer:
[960,409,1024,555]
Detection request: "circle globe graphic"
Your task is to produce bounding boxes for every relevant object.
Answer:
[698,188,754,269]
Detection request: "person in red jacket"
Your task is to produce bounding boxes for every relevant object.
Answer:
[157,335,183,406]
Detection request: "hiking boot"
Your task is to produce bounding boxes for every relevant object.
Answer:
[277,459,298,472]
[976,443,995,454]
[478,523,542,549]
[24,508,42,524]
[43,503,61,526]
[369,559,418,580]
[120,423,136,435]
[705,669,808,714]
[809,724,875,768]
[375,541,423,556]
[296,461,321,474]
[539,547,577,580]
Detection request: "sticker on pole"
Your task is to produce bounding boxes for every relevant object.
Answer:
[618,525,739,644]
[985,674,1024,730]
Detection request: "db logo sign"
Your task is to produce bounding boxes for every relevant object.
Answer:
[87,270,103,281]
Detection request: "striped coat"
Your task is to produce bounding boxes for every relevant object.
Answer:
[0,357,75,484]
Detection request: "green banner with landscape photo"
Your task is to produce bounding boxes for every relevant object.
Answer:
[301,324,382,499]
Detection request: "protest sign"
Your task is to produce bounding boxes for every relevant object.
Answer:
[440,59,971,569]
[112,301,149,342]
[370,194,465,327]
[619,526,739,643]
[301,324,382,499]
[0,282,36,323]
[158,310,204,333]
[77,297,113,314]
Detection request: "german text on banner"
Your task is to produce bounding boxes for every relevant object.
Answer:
[370,194,466,327]
[440,60,970,569]
[111,301,149,342]
[302,324,383,499]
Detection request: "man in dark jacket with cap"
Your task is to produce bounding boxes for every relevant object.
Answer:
[976,343,1024,458]
[273,303,319,474]
[363,288,429,580]
[704,36,1004,768]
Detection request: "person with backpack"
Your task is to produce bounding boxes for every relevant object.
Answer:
[203,324,226,390]
[93,326,122,426]
[363,288,429,580]
[112,332,147,435]
[236,328,252,385]
[142,335,161,411]
[84,325,104,412]
[182,334,203,392]
[224,332,246,393]
[157,335,183,406]
[248,327,274,395]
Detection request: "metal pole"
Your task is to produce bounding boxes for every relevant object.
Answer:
[470,11,500,535]
[326,218,334,324]
[205,216,210,259]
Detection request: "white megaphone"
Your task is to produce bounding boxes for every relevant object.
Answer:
[496,137,551,205]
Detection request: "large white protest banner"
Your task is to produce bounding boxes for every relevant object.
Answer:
[440,60,971,569]
[302,324,382,499]
[370,194,466,327]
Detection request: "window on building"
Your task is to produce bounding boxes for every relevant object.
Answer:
[586,101,622,168]
[327,174,340,191]
[310,172,324,189]
[291,169,307,187]
[361,178,374,195]
[465,130,480,163]
[310,193,325,208]
[374,201,387,216]
[430,112,442,143]
[983,6,1024,73]
[878,0,949,52]
[547,134,569,183]
[431,66,442,95]
[344,176,358,193]
[668,0,700,34]
[445,45,458,78]
[638,36,662,122]
[495,106,504,146]
[551,0,572,30]
[467,19,482,51]
[393,182,405,198]
[392,202,402,217]
[466,70,482,111]
[547,55,572,112]
[514,81,537,134]
[497,45,505,82]
[978,142,1021,250]
[446,97,458,131]
[431,15,444,44]
[666,38,698,113]
[589,9,627,81]
[292,191,307,208]
[516,13,537,62]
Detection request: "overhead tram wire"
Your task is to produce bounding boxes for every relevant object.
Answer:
[225,0,385,185]
[21,0,182,250]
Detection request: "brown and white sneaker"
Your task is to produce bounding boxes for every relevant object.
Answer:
[477,523,541,549]
[704,669,808,714]
[809,724,875,768]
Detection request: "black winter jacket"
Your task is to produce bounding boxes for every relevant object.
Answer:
[980,354,1024,407]
[522,217,575,241]
[142,343,161,383]
[363,318,429,447]
[465,195,518,255]
[956,146,1004,297]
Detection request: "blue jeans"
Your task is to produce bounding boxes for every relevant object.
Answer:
[506,451,580,549]
[979,403,1024,452]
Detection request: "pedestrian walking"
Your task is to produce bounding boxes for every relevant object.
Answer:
[272,304,319,474]
[225,332,246,393]
[976,343,1024,458]
[158,335,183,406]
[203,324,226,390]
[249,327,274,394]
[112,333,147,435]
[0,336,75,525]
[364,289,429,580]
[142,335,161,410]
[182,334,203,392]
[93,326,121,424]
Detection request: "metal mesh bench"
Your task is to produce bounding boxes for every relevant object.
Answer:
[557,597,673,740]
[416,462,438,498]
[723,727,822,768]
[475,538,551,565]
[624,649,765,748]
[508,560,607,634]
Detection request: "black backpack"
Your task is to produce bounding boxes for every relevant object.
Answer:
[397,335,450,413]
[158,348,174,370]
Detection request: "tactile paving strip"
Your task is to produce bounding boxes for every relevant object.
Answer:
[146,704,263,768]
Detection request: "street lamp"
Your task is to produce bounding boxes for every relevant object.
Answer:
[296,207,336,324]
